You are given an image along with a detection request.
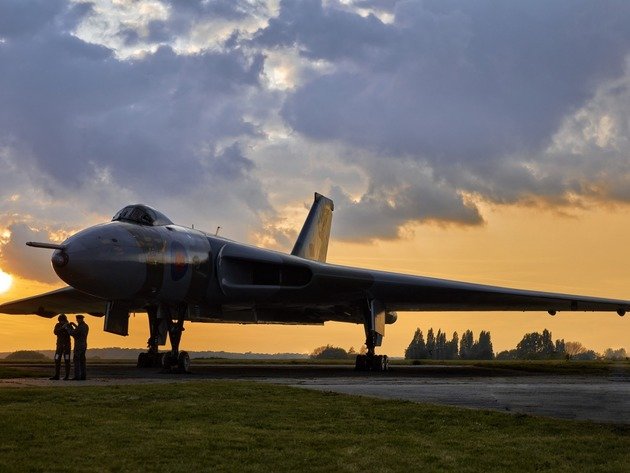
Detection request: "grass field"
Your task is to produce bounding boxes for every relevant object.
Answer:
[0,381,627,472]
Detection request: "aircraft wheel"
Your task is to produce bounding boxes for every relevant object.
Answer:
[161,352,175,369]
[177,351,190,373]
[354,354,368,371]
[137,352,149,368]
[371,355,388,372]
[381,355,389,372]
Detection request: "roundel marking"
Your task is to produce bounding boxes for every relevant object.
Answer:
[170,241,188,281]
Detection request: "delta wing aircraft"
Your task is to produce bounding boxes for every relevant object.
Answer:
[0,193,627,371]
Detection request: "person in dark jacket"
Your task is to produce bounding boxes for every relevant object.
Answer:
[50,314,71,380]
[66,314,89,380]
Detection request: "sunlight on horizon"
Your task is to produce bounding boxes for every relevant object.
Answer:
[0,270,13,294]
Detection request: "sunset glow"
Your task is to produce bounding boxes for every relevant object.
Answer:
[0,270,12,295]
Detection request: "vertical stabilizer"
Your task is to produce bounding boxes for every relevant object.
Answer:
[291,193,334,262]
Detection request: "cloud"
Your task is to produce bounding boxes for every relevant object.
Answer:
[1,224,60,284]
[0,1,275,244]
[249,0,630,238]
[2,0,630,282]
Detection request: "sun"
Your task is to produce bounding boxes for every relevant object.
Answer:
[0,270,13,294]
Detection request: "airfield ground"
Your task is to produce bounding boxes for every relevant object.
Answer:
[0,360,628,424]
[0,361,628,471]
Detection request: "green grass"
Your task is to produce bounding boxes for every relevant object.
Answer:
[0,382,627,472]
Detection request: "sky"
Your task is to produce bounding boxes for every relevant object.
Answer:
[0,0,629,356]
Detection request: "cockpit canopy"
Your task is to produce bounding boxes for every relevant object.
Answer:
[112,204,173,226]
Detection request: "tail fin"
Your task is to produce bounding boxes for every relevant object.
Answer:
[291,193,334,262]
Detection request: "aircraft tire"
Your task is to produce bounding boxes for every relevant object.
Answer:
[177,351,190,372]
[137,353,149,368]
[161,352,175,369]
[354,354,368,371]
[370,355,388,372]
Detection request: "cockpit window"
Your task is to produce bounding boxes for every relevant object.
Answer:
[112,205,173,226]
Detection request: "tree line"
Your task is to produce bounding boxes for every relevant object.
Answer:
[405,328,628,361]
[405,328,494,360]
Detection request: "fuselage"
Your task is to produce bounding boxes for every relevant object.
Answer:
[53,220,214,303]
[50,216,377,325]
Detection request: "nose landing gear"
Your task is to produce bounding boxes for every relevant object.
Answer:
[161,317,190,373]
[136,305,190,373]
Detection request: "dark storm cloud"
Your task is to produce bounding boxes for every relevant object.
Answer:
[0,0,268,205]
[0,0,65,39]
[266,0,630,161]
[252,0,630,239]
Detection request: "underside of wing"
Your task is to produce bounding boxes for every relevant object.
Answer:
[0,287,109,318]
[365,270,630,314]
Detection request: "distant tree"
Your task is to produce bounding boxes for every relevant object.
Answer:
[449,332,459,360]
[564,341,588,359]
[476,331,494,360]
[573,350,599,361]
[516,332,542,359]
[310,345,349,359]
[435,330,448,359]
[404,328,428,360]
[541,329,555,356]
[459,330,474,359]
[603,348,628,361]
[426,328,436,359]
[555,339,566,357]
[516,330,564,359]
[5,350,49,361]
[496,349,518,360]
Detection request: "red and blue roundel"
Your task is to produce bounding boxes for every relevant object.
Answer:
[170,241,188,281]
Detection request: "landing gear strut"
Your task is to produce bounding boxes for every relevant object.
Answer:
[161,317,190,373]
[355,299,389,372]
[137,307,163,368]
[136,305,190,373]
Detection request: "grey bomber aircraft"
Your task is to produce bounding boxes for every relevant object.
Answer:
[0,193,627,371]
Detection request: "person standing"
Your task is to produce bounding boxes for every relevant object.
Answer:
[50,314,71,380]
[67,314,89,380]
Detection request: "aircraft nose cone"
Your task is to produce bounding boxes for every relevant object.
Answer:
[52,223,147,299]
[51,250,69,268]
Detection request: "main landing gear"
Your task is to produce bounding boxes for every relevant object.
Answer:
[137,305,190,373]
[355,299,389,372]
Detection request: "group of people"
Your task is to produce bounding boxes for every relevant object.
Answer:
[50,313,89,381]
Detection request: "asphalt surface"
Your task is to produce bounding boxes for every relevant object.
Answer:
[2,363,628,424]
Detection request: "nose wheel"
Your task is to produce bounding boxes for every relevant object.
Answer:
[160,315,190,373]
[161,350,190,372]
[137,306,190,373]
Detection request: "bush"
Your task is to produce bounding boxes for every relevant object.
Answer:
[310,345,350,360]
[5,350,50,361]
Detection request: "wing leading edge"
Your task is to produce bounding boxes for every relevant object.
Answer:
[0,287,109,318]
[346,266,629,314]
